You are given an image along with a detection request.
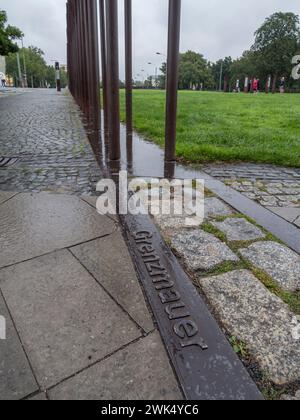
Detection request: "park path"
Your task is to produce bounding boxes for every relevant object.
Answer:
[0,89,181,400]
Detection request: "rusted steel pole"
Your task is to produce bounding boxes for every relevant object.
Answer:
[125,0,133,135]
[90,0,101,130]
[84,0,94,120]
[105,0,121,161]
[79,0,87,113]
[99,0,108,134]
[165,0,181,163]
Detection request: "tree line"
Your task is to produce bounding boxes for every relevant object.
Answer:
[6,47,68,88]
[0,10,67,88]
[152,12,300,92]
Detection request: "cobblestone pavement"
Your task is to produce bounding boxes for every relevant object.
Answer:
[203,163,300,227]
[150,187,300,399]
[0,89,101,195]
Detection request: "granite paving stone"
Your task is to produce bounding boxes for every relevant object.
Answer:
[204,197,234,219]
[170,229,239,272]
[199,270,300,385]
[212,218,266,242]
[0,192,115,268]
[281,390,300,401]
[239,242,300,292]
[70,232,154,333]
[48,332,182,400]
[0,250,141,389]
[0,293,38,400]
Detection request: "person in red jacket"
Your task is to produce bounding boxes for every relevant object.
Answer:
[252,78,258,94]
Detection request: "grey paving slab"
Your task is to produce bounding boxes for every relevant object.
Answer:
[0,294,38,400]
[70,232,154,333]
[80,195,119,222]
[295,217,300,228]
[212,218,266,242]
[0,191,18,205]
[48,331,182,400]
[170,229,239,272]
[0,192,115,268]
[204,197,234,219]
[199,270,300,385]
[28,392,47,401]
[267,207,300,223]
[153,211,203,231]
[240,241,300,292]
[0,250,141,389]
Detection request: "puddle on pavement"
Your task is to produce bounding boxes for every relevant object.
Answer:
[92,114,205,180]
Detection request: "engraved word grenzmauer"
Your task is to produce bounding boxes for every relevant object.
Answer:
[133,230,208,351]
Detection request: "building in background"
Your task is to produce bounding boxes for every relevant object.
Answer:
[0,56,13,87]
[0,56,6,74]
[60,64,68,73]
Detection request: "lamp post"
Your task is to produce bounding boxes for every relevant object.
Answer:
[219,60,223,91]
[156,52,167,89]
[55,62,61,92]
[106,0,121,161]
[21,38,28,88]
[16,53,23,88]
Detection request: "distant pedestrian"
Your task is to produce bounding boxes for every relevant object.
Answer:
[0,72,6,88]
[257,79,261,92]
[280,77,285,94]
[252,78,258,94]
[248,79,252,93]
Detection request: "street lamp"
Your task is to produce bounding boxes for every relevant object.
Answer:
[219,60,223,92]
[17,38,28,88]
[21,38,28,87]
[155,53,167,89]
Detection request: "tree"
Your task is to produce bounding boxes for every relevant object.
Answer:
[178,51,214,90]
[158,51,214,90]
[0,11,23,56]
[6,46,47,87]
[230,51,260,88]
[252,12,300,92]
[6,46,68,88]
[211,57,232,91]
[157,62,166,89]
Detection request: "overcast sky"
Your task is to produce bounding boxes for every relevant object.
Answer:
[2,0,300,79]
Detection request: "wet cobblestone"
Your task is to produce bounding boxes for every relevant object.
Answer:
[0,89,102,195]
[204,163,300,226]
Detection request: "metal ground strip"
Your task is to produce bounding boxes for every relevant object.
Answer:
[121,212,263,401]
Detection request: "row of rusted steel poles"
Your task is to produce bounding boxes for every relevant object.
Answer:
[67,0,100,130]
[67,0,181,166]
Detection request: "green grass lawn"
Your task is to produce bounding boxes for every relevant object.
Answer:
[120,90,300,167]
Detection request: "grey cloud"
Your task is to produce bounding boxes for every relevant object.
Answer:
[3,0,300,79]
